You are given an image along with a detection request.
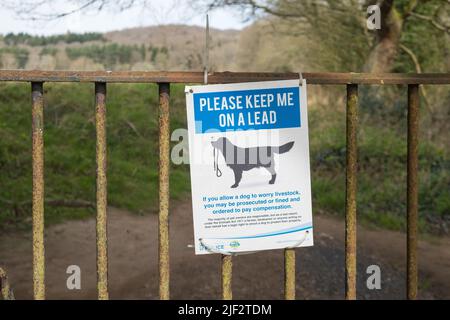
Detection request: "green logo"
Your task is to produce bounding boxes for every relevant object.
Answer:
[229,241,240,248]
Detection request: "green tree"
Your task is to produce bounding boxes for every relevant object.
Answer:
[201,0,450,72]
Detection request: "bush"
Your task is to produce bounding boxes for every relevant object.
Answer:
[39,47,58,57]
[3,32,105,46]
[66,44,144,69]
[0,47,29,68]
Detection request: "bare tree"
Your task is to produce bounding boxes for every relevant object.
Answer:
[4,0,182,20]
[7,0,450,72]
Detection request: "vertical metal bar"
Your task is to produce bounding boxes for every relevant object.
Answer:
[221,255,232,300]
[95,82,109,300]
[0,267,14,300]
[158,83,170,300]
[284,248,296,299]
[345,84,358,300]
[32,81,45,300]
[407,84,419,300]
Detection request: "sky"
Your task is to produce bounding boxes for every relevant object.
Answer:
[0,0,250,35]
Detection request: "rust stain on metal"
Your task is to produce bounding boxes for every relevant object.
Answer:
[284,248,296,300]
[158,83,170,300]
[221,255,232,300]
[407,84,419,300]
[0,267,15,300]
[345,84,358,300]
[0,71,449,85]
[95,82,109,300]
[32,82,45,300]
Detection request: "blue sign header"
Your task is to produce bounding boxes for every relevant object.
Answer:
[193,86,301,133]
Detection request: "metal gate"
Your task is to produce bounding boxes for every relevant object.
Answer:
[0,71,449,300]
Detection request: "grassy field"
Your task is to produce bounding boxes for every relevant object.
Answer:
[0,83,191,229]
[0,83,449,234]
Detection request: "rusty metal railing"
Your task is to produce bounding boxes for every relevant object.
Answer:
[0,71,449,300]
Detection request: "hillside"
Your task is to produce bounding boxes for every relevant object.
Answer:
[105,25,240,71]
[0,25,240,71]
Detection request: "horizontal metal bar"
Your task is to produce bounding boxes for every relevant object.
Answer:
[0,70,449,84]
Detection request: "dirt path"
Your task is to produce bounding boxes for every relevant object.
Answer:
[1,199,449,299]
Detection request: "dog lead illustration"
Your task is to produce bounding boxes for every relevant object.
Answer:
[211,137,294,188]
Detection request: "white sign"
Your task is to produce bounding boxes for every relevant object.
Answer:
[185,79,313,254]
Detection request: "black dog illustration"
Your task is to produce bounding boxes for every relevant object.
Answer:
[211,137,294,188]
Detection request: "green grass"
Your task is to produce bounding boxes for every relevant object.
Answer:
[0,83,449,235]
[308,92,450,234]
[0,83,190,229]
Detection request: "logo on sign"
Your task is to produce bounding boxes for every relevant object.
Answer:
[229,241,240,248]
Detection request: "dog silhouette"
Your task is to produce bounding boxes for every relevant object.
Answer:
[211,137,294,188]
